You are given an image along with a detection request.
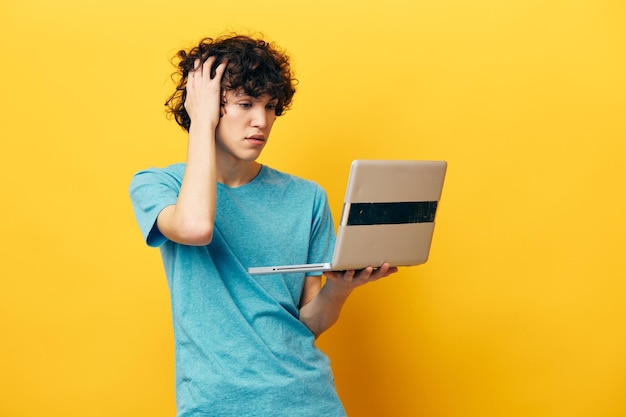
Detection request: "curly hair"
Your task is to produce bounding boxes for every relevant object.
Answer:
[165,34,297,132]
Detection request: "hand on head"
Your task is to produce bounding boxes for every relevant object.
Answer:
[184,56,228,128]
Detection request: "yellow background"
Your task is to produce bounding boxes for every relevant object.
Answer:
[1,0,625,416]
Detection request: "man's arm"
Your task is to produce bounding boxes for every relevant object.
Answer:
[156,57,226,246]
[299,264,398,338]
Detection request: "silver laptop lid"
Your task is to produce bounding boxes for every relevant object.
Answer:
[330,160,447,271]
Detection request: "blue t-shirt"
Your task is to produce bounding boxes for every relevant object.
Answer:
[129,164,346,417]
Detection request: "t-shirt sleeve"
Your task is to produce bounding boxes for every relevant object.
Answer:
[129,167,182,247]
[306,185,337,276]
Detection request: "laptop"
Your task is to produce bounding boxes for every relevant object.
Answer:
[248,159,447,275]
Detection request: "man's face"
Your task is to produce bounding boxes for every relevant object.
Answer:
[215,89,278,163]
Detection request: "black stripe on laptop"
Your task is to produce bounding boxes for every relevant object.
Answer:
[346,202,438,225]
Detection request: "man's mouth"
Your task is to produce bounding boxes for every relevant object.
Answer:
[246,135,266,146]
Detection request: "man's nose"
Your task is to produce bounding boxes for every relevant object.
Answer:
[252,108,268,128]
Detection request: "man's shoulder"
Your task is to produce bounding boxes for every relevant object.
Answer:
[132,163,186,183]
[260,165,322,191]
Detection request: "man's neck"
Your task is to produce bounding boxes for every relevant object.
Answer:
[216,160,262,188]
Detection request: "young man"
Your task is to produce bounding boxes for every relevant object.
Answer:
[130,34,397,417]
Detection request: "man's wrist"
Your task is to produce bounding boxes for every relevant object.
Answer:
[321,279,354,300]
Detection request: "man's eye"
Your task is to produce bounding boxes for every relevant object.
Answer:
[266,104,277,111]
[239,103,252,109]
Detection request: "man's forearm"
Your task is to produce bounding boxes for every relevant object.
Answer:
[299,282,353,338]
[157,121,217,245]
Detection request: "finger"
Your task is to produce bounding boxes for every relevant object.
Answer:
[355,265,384,282]
[190,59,201,75]
[342,269,356,282]
[371,263,398,280]
[186,74,195,92]
[322,271,340,281]
[187,60,201,89]
[322,270,346,282]
[372,263,389,278]
[354,266,374,281]
[202,56,215,78]
[213,59,228,80]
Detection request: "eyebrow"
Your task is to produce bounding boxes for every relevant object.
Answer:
[232,91,278,102]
